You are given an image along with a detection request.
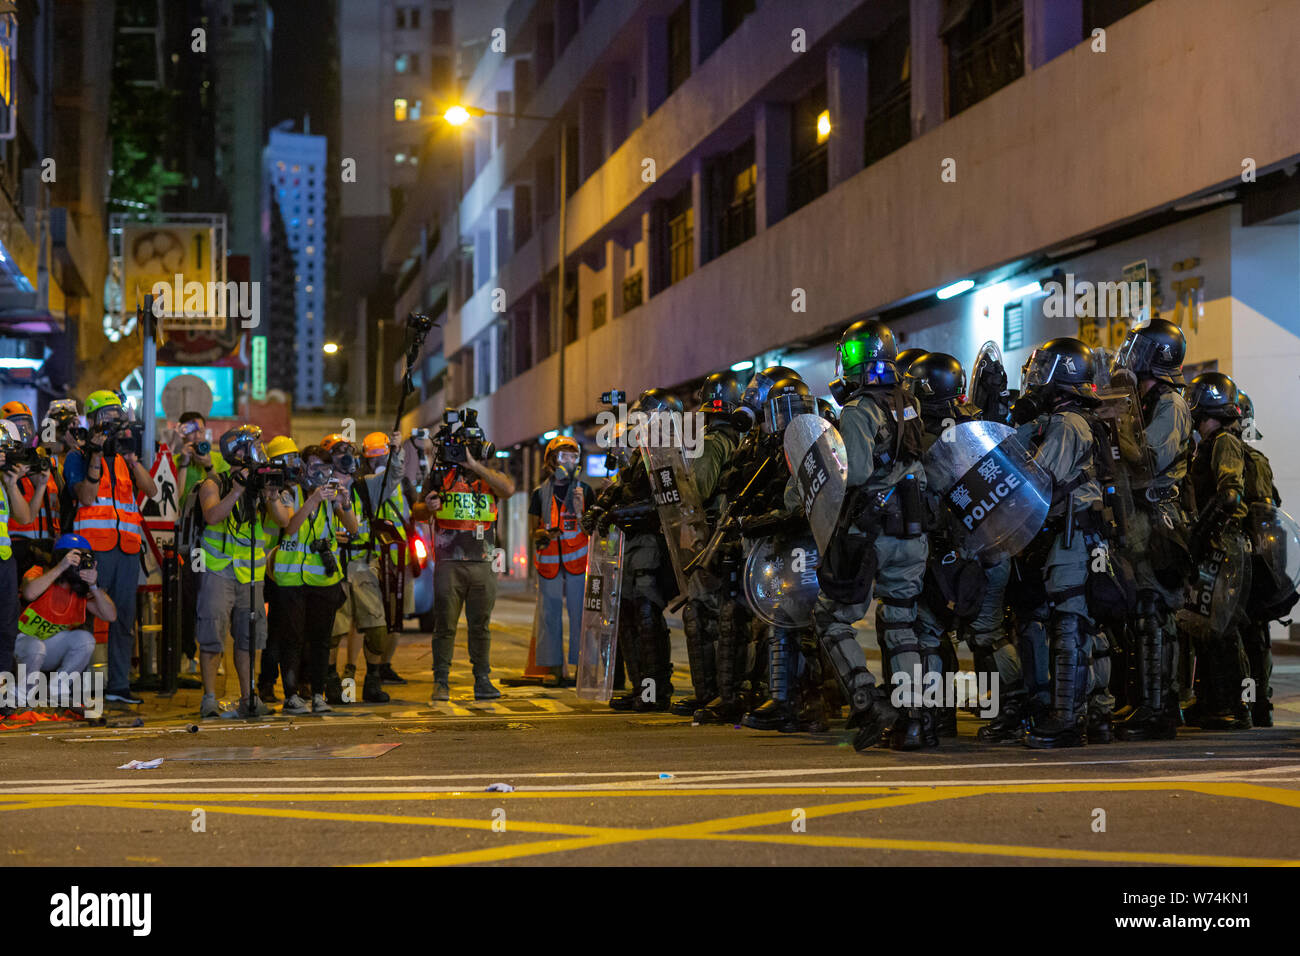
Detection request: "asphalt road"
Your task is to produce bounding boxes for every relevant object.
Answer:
[2,592,1298,867]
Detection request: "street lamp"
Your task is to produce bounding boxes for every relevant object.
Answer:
[440,102,569,429]
[323,342,339,354]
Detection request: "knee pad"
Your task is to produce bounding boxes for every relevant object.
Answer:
[681,600,701,640]
[362,626,386,657]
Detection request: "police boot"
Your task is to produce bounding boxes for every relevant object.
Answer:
[1025,615,1088,749]
[1087,702,1113,744]
[1115,603,1177,741]
[1198,644,1253,730]
[889,707,939,751]
[977,689,1029,743]
[324,669,345,705]
[634,605,673,712]
[696,603,744,723]
[676,599,717,717]
[363,670,390,704]
[848,688,900,752]
[744,631,798,732]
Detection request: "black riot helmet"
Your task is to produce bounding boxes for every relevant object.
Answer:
[761,378,816,434]
[1112,318,1186,387]
[836,319,901,387]
[1020,337,1100,406]
[696,370,743,416]
[904,352,967,410]
[894,348,926,378]
[1186,372,1242,423]
[732,365,800,431]
[1238,390,1261,438]
[630,388,683,415]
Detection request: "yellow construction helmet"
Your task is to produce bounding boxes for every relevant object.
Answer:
[265,435,299,459]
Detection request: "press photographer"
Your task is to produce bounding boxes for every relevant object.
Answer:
[194,426,294,719]
[63,390,157,707]
[416,407,515,702]
[13,534,116,709]
[1,403,59,571]
[0,429,36,705]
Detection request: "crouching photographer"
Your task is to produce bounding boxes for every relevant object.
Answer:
[13,534,116,710]
[415,407,515,702]
[195,426,293,718]
[264,440,357,714]
[63,390,156,707]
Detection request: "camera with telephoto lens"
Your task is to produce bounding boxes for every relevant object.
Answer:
[310,538,339,577]
[0,442,51,473]
[246,462,291,492]
[95,420,144,458]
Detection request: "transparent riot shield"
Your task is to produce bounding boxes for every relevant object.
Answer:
[743,532,821,628]
[969,340,1012,425]
[1244,502,1300,620]
[1179,531,1252,643]
[576,527,625,702]
[923,420,1052,560]
[640,414,712,595]
[783,414,848,556]
[1093,381,1155,545]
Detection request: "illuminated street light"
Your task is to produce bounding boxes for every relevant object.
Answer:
[816,110,831,142]
[443,104,476,126]
[323,342,339,354]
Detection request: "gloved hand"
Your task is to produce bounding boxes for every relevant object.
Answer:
[580,505,603,536]
[1190,490,1240,559]
[533,528,553,550]
[1010,393,1041,426]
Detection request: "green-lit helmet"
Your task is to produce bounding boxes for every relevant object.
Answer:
[836,319,901,388]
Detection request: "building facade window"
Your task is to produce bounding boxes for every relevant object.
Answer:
[944,0,1024,118]
[864,13,912,168]
[707,137,756,261]
[788,82,829,214]
[666,186,694,285]
[622,271,644,313]
[394,97,408,121]
[666,2,692,95]
[591,292,608,331]
[432,7,452,45]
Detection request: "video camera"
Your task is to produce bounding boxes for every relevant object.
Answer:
[246,462,292,492]
[432,406,490,466]
[94,420,144,458]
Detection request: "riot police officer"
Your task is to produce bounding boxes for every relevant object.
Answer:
[583,388,680,711]
[1011,338,1106,749]
[815,320,930,751]
[1108,319,1193,741]
[1183,372,1253,730]
[674,370,743,717]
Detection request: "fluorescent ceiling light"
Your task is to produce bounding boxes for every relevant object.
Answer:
[1012,280,1043,297]
[730,360,754,372]
[936,279,974,300]
[541,429,559,441]
[0,357,44,370]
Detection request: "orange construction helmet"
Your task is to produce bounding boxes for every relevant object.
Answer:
[2,401,33,419]
[321,433,344,451]
[362,432,390,458]
[545,434,581,462]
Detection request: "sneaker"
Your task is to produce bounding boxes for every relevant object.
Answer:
[106,691,143,706]
[258,686,279,704]
[379,663,408,685]
[281,694,310,715]
[237,696,271,718]
[311,694,332,713]
[430,681,450,703]
[200,694,222,719]
[474,676,502,700]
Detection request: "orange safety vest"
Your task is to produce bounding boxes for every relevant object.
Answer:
[10,471,60,538]
[73,454,142,554]
[535,480,588,578]
[433,470,498,531]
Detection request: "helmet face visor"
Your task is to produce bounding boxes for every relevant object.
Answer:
[305,459,333,488]
[1021,349,1062,390]
[1112,333,1157,377]
[9,414,35,445]
[739,372,779,413]
[762,393,816,434]
[95,405,127,427]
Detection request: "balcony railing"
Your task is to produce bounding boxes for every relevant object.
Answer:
[864,84,912,169]
[947,7,1024,117]
[787,142,828,215]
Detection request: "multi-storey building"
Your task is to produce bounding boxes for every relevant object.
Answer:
[265,123,328,409]
[389,0,1300,578]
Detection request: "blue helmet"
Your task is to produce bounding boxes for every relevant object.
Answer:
[54,533,93,553]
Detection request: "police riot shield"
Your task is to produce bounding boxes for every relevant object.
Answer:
[1092,380,1155,545]
[969,340,1012,425]
[1244,502,1300,621]
[783,414,848,556]
[640,418,712,595]
[923,420,1052,560]
[576,526,625,702]
[743,532,821,628]
[1179,531,1252,642]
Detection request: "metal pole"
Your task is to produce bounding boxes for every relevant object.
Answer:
[556,124,567,431]
[142,294,156,454]
[375,319,385,419]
